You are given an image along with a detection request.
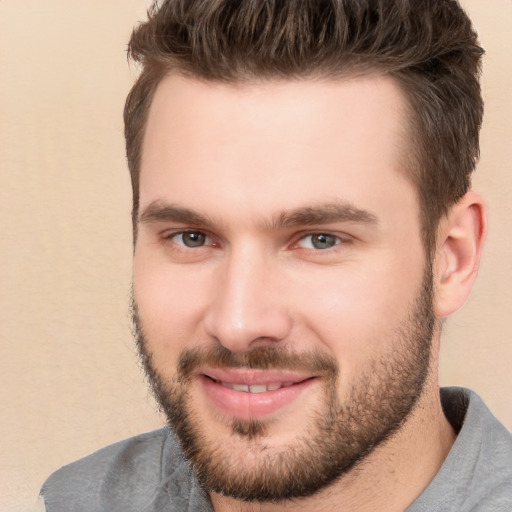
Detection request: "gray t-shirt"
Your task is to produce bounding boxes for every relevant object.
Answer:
[41,388,512,511]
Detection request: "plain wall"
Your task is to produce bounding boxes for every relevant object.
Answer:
[1,1,511,511]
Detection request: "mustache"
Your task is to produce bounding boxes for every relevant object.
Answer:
[177,345,339,382]
[131,297,338,383]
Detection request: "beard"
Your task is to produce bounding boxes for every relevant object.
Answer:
[132,269,435,503]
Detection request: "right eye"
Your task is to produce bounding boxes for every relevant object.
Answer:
[169,231,212,248]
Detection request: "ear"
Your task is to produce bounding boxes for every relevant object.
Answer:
[433,191,487,319]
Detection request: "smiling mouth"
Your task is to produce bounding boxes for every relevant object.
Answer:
[203,373,315,393]
[200,372,317,419]
[205,377,304,393]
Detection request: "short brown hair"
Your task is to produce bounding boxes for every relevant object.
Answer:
[124,0,484,251]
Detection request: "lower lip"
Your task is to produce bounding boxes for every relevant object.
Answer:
[200,375,316,420]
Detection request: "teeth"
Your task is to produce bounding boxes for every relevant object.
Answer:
[219,381,293,393]
[232,384,249,392]
[249,385,267,393]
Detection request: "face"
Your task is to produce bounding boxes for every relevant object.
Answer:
[133,75,435,501]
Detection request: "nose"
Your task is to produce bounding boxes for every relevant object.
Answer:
[203,248,293,352]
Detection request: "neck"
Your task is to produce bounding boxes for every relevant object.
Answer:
[210,380,455,512]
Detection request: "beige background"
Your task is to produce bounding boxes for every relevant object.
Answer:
[1,1,511,511]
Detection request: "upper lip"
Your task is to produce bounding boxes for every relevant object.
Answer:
[201,368,314,386]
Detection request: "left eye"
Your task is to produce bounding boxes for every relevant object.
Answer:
[172,231,211,248]
[297,233,341,250]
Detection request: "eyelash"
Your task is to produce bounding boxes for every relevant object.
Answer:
[163,230,215,248]
[295,232,343,250]
[162,230,349,252]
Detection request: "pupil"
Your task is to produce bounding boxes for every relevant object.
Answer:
[183,232,205,247]
[312,234,335,249]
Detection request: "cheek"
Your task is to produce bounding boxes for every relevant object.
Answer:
[133,252,212,362]
[290,256,425,367]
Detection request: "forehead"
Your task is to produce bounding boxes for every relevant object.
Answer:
[140,74,416,225]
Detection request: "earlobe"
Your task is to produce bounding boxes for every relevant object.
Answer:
[433,192,487,319]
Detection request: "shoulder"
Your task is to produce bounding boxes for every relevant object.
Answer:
[442,387,512,471]
[40,427,198,512]
[457,388,512,511]
[409,388,512,512]
[42,428,169,491]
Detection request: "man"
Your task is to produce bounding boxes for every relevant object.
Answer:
[41,0,512,510]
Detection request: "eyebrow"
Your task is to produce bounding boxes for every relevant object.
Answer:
[272,203,378,228]
[138,200,378,230]
[139,201,216,227]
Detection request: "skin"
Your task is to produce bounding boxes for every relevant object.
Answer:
[133,74,486,511]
